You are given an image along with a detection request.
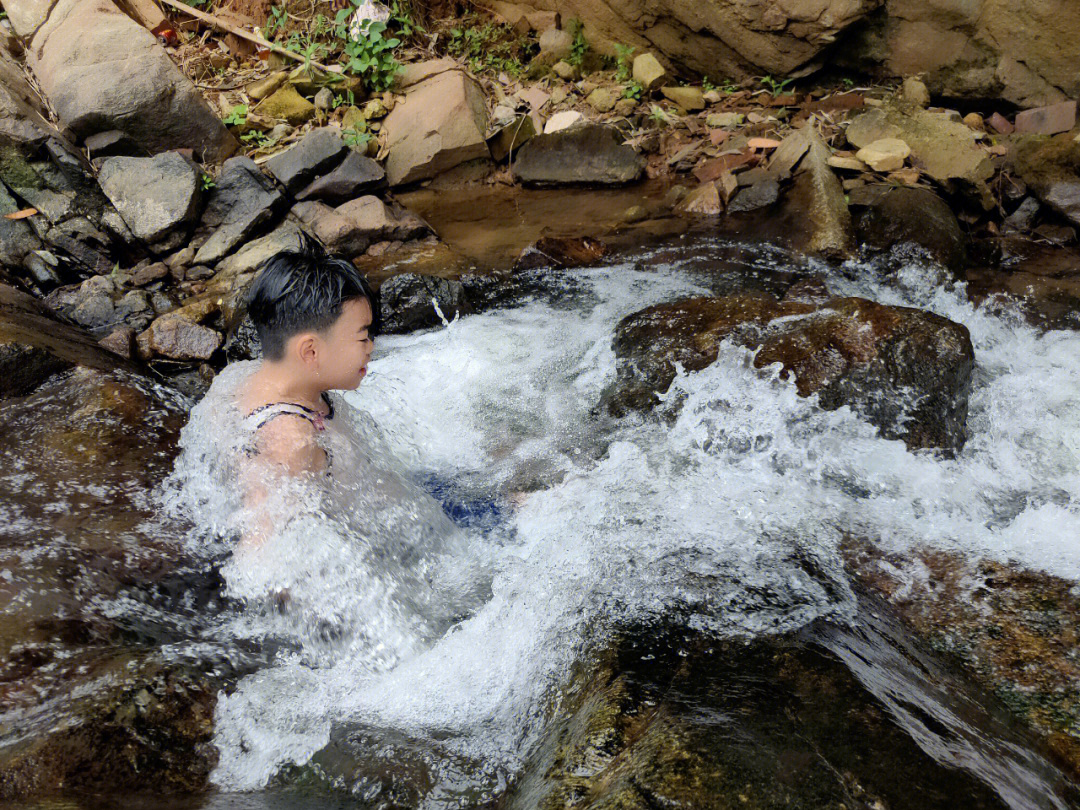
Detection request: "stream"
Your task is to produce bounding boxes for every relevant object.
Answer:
[3,232,1080,808]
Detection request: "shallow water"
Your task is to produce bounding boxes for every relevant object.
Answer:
[5,235,1080,808]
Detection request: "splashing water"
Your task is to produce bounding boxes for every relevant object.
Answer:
[163,249,1080,797]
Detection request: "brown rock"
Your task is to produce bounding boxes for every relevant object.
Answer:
[98,326,135,359]
[131,262,169,286]
[609,292,974,451]
[140,315,222,361]
[675,182,721,215]
[513,236,609,271]
[988,112,1014,134]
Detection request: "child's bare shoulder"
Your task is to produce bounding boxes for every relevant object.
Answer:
[254,415,324,475]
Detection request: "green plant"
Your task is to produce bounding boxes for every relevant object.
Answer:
[240,130,273,148]
[648,104,674,127]
[614,43,635,82]
[200,173,216,191]
[388,0,423,39]
[446,17,533,77]
[222,104,248,127]
[336,16,401,91]
[332,89,356,109]
[264,4,287,39]
[702,76,716,92]
[567,18,589,67]
[842,77,855,89]
[759,74,794,95]
[623,80,643,101]
[343,127,372,150]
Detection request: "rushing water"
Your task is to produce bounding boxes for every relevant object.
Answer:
[154,238,1080,806]
[5,235,1080,808]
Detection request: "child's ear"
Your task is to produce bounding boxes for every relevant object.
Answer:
[294,333,319,366]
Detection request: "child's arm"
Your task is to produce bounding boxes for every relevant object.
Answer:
[238,416,327,552]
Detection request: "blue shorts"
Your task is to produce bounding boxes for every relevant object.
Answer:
[420,475,506,533]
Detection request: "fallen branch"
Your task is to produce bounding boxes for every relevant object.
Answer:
[156,0,338,74]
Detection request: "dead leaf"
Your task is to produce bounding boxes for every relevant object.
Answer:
[4,208,37,220]
[748,137,782,150]
[709,129,730,146]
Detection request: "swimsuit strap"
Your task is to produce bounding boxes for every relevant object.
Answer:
[246,392,335,432]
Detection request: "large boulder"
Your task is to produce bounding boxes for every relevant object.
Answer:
[839,0,1080,110]
[97,152,203,246]
[479,0,880,81]
[773,129,854,260]
[0,283,130,397]
[609,291,974,452]
[22,0,236,161]
[511,123,645,187]
[380,68,490,186]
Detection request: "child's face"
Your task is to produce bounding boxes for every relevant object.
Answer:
[317,297,374,390]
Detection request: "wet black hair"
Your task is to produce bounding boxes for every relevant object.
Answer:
[245,232,379,361]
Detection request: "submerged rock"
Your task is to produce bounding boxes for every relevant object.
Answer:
[609,292,974,452]
[378,272,471,334]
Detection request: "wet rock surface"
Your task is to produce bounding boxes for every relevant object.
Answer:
[852,184,967,274]
[0,282,129,396]
[193,156,284,265]
[0,369,246,799]
[609,291,975,452]
[512,124,646,187]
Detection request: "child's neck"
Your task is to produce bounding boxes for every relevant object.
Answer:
[253,360,327,410]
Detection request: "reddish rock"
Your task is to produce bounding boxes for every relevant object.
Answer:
[131,262,169,287]
[1014,101,1077,135]
[98,327,135,359]
[988,112,1015,134]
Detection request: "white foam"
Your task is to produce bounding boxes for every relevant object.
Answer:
[164,254,1080,792]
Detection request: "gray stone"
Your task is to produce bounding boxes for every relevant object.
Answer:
[24,251,61,288]
[1004,197,1040,232]
[83,130,141,159]
[97,153,202,243]
[0,183,42,268]
[512,124,646,186]
[488,115,538,163]
[194,157,284,265]
[295,151,386,205]
[140,314,222,360]
[728,179,780,213]
[26,0,236,162]
[538,27,573,59]
[71,292,115,330]
[263,127,348,193]
[313,87,334,112]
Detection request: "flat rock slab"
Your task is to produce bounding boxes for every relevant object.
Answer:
[381,69,490,186]
[195,156,284,265]
[1014,101,1077,135]
[295,151,386,205]
[97,152,202,244]
[511,124,646,186]
[26,0,235,161]
[0,283,130,397]
[264,127,348,194]
[846,105,993,184]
